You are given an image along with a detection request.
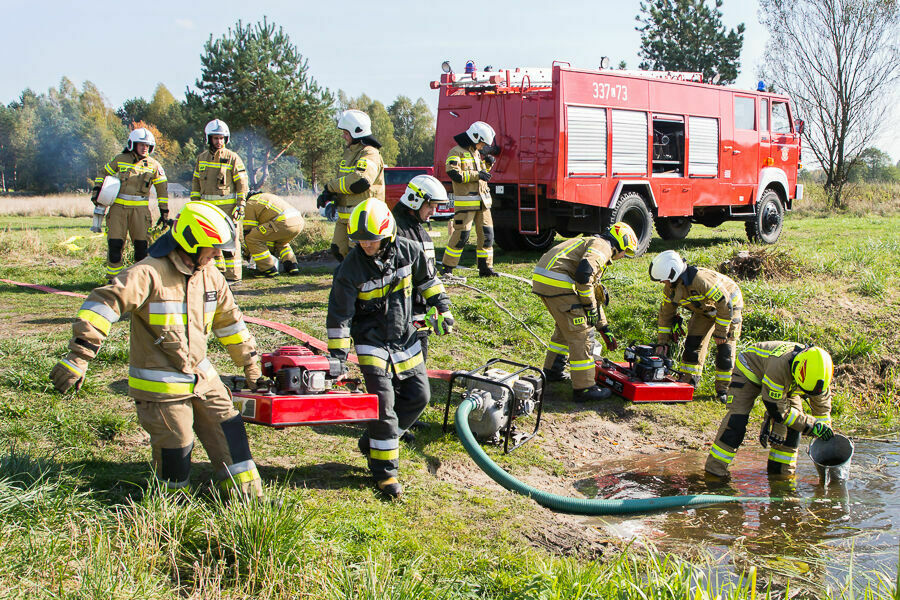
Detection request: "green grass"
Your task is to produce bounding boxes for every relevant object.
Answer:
[0,212,898,597]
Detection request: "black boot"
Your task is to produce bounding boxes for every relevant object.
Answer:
[282,260,299,275]
[376,478,402,499]
[478,257,498,277]
[572,385,612,402]
[543,368,570,382]
[440,264,453,276]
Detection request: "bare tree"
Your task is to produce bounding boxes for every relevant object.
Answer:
[759,0,900,208]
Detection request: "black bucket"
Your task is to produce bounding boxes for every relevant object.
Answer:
[808,434,854,485]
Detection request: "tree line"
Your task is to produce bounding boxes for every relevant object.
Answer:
[0,18,435,194]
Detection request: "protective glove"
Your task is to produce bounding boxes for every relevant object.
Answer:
[483,154,496,167]
[759,414,771,448]
[49,359,85,394]
[90,185,101,205]
[584,306,599,327]
[231,204,245,222]
[599,329,618,351]
[156,210,169,227]
[477,170,492,182]
[810,421,834,441]
[316,189,333,208]
[427,307,454,335]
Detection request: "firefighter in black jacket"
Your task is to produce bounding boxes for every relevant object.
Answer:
[326,199,454,498]
[391,174,450,361]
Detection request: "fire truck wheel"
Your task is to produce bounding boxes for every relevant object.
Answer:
[494,226,556,252]
[655,217,692,241]
[745,189,784,244]
[610,192,653,257]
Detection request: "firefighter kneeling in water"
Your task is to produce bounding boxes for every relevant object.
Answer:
[49,202,265,499]
[650,250,743,403]
[705,342,834,477]
[243,192,305,277]
[327,199,453,498]
[531,223,638,401]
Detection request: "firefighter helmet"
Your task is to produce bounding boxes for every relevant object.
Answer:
[399,175,449,211]
[337,109,372,139]
[172,202,236,254]
[348,199,396,242]
[466,121,495,146]
[649,250,687,282]
[126,128,156,153]
[204,119,230,145]
[792,346,833,395]
[607,222,638,257]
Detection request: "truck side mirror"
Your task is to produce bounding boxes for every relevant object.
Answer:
[795,119,805,135]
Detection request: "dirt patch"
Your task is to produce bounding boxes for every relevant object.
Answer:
[719,248,801,280]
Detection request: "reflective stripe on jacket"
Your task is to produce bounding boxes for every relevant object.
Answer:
[393,204,440,322]
[62,253,258,402]
[242,193,303,229]
[657,266,743,341]
[445,144,491,210]
[95,152,168,209]
[325,143,385,209]
[191,148,249,204]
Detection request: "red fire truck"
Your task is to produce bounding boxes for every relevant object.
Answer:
[431,64,804,254]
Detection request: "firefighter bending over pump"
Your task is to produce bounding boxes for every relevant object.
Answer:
[93,128,168,280]
[441,121,499,277]
[650,250,743,403]
[531,223,638,402]
[50,203,265,500]
[326,199,453,499]
[392,174,450,362]
[317,110,386,261]
[705,342,834,477]
[191,119,249,284]
[243,192,305,277]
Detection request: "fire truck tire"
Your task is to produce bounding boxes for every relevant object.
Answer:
[494,226,556,252]
[655,217,692,241]
[745,189,784,244]
[610,192,653,256]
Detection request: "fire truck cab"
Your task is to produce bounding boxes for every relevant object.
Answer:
[431,64,803,254]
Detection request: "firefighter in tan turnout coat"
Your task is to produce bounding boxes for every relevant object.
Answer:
[317,109,385,261]
[650,250,743,403]
[191,119,249,282]
[531,223,638,401]
[243,192,305,277]
[50,203,265,499]
[93,128,168,280]
[441,121,499,277]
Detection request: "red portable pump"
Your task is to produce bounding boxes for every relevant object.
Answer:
[231,346,379,428]
[594,344,694,403]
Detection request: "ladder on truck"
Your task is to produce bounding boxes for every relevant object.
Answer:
[517,77,553,236]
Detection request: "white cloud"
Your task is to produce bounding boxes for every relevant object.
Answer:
[175,18,194,30]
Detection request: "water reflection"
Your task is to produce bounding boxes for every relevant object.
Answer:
[576,442,899,592]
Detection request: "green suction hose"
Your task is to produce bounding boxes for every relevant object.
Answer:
[455,397,769,516]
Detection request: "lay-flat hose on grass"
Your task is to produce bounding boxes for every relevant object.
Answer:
[454,397,770,515]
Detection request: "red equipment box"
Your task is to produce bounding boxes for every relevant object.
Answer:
[234,390,379,428]
[595,361,694,403]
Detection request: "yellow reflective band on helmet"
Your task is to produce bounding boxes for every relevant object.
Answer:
[370,448,399,461]
[709,443,735,464]
[768,448,797,464]
[328,338,352,350]
[358,354,388,369]
[77,309,112,336]
[393,352,423,374]
[570,359,595,371]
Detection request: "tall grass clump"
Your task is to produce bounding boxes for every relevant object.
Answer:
[291,216,332,256]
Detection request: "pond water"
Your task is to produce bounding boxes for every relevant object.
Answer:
[575,439,900,593]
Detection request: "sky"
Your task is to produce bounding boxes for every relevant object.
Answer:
[2,0,897,161]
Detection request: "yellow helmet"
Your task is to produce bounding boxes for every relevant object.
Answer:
[791,346,833,395]
[348,199,396,242]
[607,222,638,257]
[172,202,236,253]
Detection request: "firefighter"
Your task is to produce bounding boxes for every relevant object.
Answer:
[191,119,249,284]
[327,199,453,498]
[705,342,835,477]
[317,110,385,261]
[391,174,450,362]
[49,202,265,499]
[93,128,168,280]
[650,250,743,403]
[531,223,638,401]
[440,121,498,277]
[243,192,305,277]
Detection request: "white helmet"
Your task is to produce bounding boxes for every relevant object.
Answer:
[400,175,449,211]
[466,121,495,146]
[337,109,372,139]
[204,119,230,144]
[649,250,687,283]
[127,128,156,153]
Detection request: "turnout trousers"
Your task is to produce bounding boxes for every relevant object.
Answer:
[204,200,242,280]
[359,365,430,481]
[134,379,263,499]
[705,372,804,477]
[441,208,494,269]
[331,205,355,259]
[540,295,597,390]
[244,218,302,271]
[106,203,151,279]
[679,311,742,393]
